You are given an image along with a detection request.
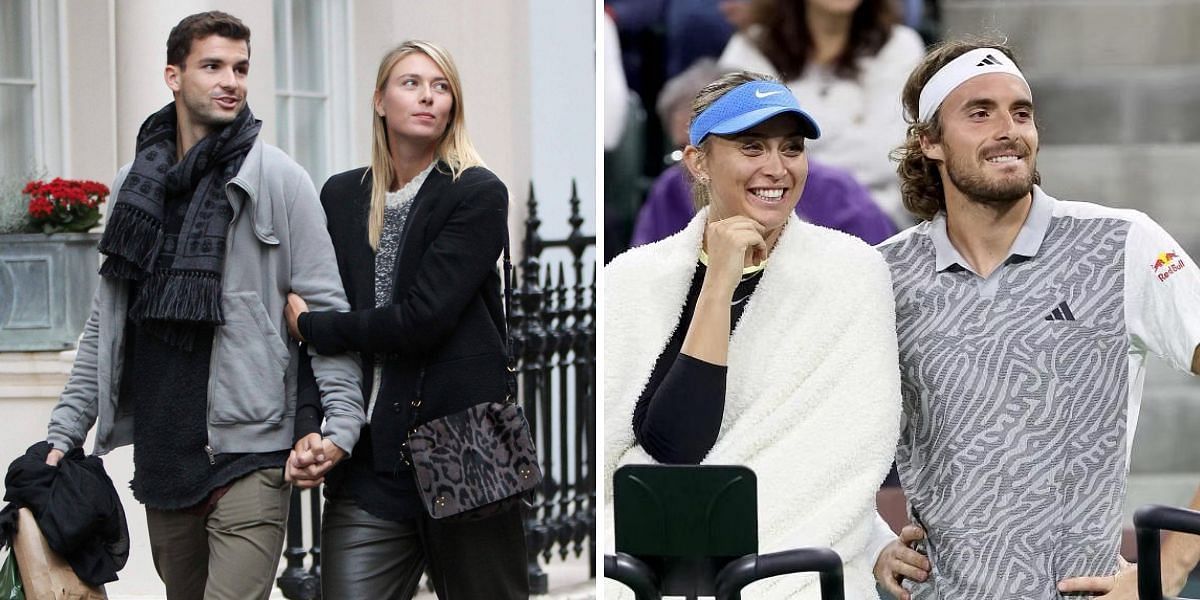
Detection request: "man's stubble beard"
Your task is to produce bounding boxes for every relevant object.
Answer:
[944,144,1037,209]
[181,92,242,129]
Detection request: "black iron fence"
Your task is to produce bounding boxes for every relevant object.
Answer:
[515,181,597,593]
[278,181,596,598]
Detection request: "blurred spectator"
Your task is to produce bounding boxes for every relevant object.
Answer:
[655,59,723,160]
[719,0,756,32]
[901,0,923,29]
[604,0,666,103]
[663,0,737,78]
[631,159,896,246]
[631,59,896,246]
[607,0,739,80]
[719,0,926,226]
[604,13,630,151]
[604,0,665,35]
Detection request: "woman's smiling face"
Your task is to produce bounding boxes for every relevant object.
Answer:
[694,114,809,232]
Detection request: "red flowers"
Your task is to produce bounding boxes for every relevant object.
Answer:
[22,178,109,234]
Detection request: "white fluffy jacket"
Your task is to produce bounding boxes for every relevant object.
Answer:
[604,209,902,599]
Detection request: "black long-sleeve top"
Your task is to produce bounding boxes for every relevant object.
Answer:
[632,261,762,464]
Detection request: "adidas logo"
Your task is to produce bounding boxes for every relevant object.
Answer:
[976,54,1003,67]
[1044,301,1076,321]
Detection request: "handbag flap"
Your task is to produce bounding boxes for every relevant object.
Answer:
[408,402,541,518]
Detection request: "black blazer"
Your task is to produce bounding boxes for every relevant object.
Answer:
[296,163,509,473]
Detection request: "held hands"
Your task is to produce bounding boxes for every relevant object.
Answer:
[1057,556,1137,599]
[703,216,768,292]
[284,293,310,342]
[285,432,347,488]
[873,524,930,600]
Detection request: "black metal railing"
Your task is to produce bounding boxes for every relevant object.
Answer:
[277,486,321,598]
[1135,504,1200,600]
[277,180,596,598]
[513,180,597,593]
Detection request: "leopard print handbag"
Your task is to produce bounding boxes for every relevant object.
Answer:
[404,238,542,520]
[407,398,540,520]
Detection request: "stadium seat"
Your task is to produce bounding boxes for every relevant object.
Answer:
[604,464,846,600]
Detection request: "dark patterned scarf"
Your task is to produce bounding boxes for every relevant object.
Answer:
[99,102,261,346]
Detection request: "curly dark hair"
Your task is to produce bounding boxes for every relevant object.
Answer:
[750,0,898,81]
[892,38,1040,221]
[166,11,251,67]
[685,70,782,209]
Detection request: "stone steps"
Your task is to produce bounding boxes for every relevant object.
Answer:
[1037,144,1200,251]
[942,0,1200,72]
[1027,67,1200,144]
[1124,473,1200,526]
[942,0,1200,145]
[0,351,71,400]
[1129,360,1200,473]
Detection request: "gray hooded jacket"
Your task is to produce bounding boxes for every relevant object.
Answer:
[47,139,365,456]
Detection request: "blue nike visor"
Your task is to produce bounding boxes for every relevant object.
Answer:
[688,80,821,147]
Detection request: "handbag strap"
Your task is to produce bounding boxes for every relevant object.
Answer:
[501,236,518,401]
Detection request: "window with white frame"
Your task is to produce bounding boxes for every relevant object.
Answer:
[273,0,350,185]
[0,0,62,184]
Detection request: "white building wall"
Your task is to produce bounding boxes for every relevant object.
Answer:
[1,2,591,597]
[348,0,533,199]
[529,0,596,246]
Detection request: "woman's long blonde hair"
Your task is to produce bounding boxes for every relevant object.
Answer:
[366,40,485,249]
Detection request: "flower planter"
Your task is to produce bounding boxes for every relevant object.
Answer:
[0,232,101,351]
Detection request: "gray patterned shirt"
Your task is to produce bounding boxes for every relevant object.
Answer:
[367,161,435,420]
[877,186,1200,598]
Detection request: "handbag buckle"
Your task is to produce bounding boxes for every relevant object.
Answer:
[505,365,518,404]
[400,441,412,466]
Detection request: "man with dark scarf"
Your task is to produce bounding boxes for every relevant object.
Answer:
[43,12,365,600]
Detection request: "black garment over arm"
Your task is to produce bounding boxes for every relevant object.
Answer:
[0,441,129,586]
[631,263,761,464]
[294,349,322,443]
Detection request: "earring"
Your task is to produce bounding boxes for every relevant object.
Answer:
[698,181,713,208]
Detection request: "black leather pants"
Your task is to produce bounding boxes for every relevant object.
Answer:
[321,497,530,599]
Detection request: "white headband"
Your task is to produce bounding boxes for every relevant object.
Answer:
[917,48,1031,123]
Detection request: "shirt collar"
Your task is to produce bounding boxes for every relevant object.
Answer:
[929,185,1055,273]
[385,160,437,206]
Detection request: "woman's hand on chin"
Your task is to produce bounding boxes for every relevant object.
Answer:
[285,292,310,342]
[703,215,767,290]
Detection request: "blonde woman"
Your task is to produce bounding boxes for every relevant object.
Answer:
[283,41,526,598]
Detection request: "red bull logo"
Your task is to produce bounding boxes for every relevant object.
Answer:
[1153,250,1185,282]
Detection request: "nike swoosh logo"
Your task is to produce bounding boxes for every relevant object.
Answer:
[755,90,783,98]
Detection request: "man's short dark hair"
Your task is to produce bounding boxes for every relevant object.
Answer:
[166,11,251,67]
